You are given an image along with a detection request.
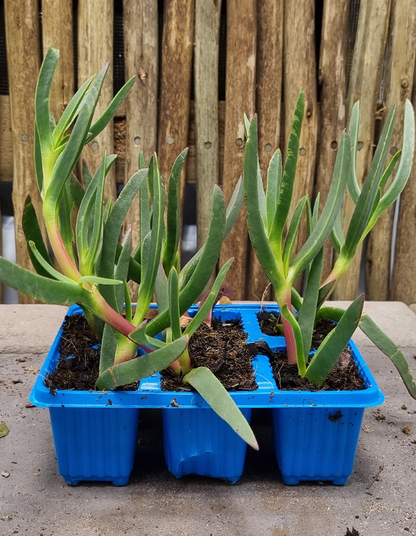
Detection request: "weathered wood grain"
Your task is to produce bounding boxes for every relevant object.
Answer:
[219,0,256,300]
[157,0,194,204]
[367,0,416,300]
[283,0,318,291]
[334,0,391,300]
[0,96,12,182]
[316,0,349,281]
[78,0,115,201]
[123,0,158,253]
[41,0,74,121]
[194,0,222,251]
[247,0,283,301]
[390,6,416,303]
[4,0,42,303]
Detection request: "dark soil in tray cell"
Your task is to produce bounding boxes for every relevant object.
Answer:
[45,314,257,393]
[161,317,258,392]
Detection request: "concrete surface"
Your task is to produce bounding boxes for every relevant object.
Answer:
[1,302,416,536]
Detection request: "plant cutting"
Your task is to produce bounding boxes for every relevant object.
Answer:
[0,47,261,483]
[244,89,416,396]
[243,89,416,484]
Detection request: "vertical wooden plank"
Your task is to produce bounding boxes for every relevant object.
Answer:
[334,0,391,300]
[78,0,115,201]
[194,0,222,251]
[390,21,416,303]
[123,0,158,246]
[367,0,416,301]
[157,0,194,201]
[0,96,13,182]
[283,0,318,290]
[220,0,256,300]
[247,0,283,301]
[316,0,349,280]
[41,0,74,120]
[4,0,42,304]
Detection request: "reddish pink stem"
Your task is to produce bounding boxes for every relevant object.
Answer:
[280,290,297,365]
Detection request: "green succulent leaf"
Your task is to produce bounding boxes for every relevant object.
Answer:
[244,115,285,290]
[52,75,95,147]
[265,149,282,237]
[280,304,306,377]
[98,168,148,306]
[282,195,308,275]
[44,63,109,211]
[28,241,74,284]
[359,313,416,399]
[23,196,54,278]
[342,106,396,259]
[145,185,226,338]
[114,229,133,313]
[136,156,165,324]
[96,336,188,390]
[35,47,59,156]
[58,179,75,264]
[347,101,361,204]
[70,174,85,210]
[288,130,351,283]
[168,267,182,340]
[154,262,169,315]
[269,90,304,254]
[0,257,89,305]
[305,295,364,386]
[162,148,188,274]
[224,176,244,240]
[99,324,117,375]
[183,367,259,450]
[297,248,323,361]
[86,76,135,143]
[366,100,415,233]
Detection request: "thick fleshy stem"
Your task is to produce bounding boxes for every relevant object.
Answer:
[44,217,82,282]
[278,289,297,365]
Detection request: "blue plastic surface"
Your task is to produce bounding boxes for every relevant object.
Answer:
[49,406,139,485]
[30,303,384,484]
[163,408,252,483]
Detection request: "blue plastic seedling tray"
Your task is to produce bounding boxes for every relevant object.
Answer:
[30,303,384,485]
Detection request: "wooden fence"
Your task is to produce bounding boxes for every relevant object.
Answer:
[1,0,416,304]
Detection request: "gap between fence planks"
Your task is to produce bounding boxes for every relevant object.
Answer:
[78,0,116,202]
[334,0,391,300]
[220,0,256,300]
[194,0,222,252]
[316,0,349,281]
[246,0,283,302]
[122,0,158,270]
[283,0,318,293]
[4,0,42,304]
[157,0,194,211]
[367,0,416,301]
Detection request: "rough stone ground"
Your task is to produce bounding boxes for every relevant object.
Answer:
[1,303,416,536]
